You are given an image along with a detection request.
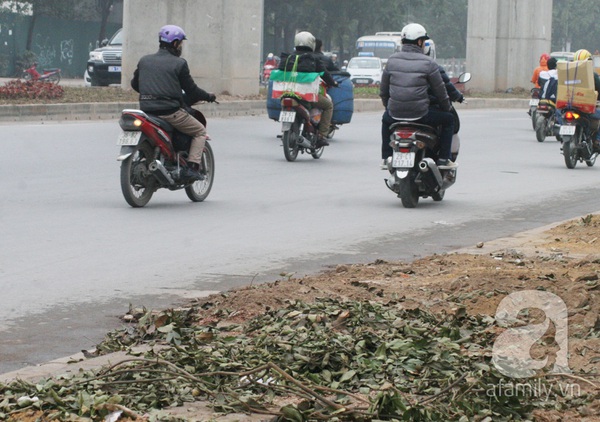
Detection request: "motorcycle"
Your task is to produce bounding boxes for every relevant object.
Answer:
[528,87,540,130]
[22,62,61,84]
[116,105,215,207]
[558,106,599,169]
[261,63,276,85]
[384,72,471,208]
[534,99,560,142]
[278,94,329,162]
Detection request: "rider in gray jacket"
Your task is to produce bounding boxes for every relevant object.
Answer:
[379,23,456,168]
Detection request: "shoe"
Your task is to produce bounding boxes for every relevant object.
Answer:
[381,159,388,170]
[315,135,329,148]
[180,166,205,182]
[437,159,458,169]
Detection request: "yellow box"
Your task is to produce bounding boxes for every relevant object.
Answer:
[557,60,594,90]
[556,85,597,113]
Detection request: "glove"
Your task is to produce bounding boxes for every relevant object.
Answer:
[208,93,217,103]
[458,95,464,103]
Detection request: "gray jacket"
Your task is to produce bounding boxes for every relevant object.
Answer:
[380,44,450,119]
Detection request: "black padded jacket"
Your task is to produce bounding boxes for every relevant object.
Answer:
[131,48,211,115]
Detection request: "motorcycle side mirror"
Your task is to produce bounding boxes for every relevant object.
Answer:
[458,72,472,83]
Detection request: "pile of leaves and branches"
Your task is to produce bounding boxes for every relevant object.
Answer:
[0,80,64,101]
[1,298,597,421]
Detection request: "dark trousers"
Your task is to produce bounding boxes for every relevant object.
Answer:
[381,109,455,160]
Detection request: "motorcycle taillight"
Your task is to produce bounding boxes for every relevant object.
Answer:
[394,130,415,139]
[119,114,143,130]
[281,98,296,107]
[564,111,580,122]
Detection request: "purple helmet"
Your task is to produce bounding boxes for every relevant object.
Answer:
[159,25,187,43]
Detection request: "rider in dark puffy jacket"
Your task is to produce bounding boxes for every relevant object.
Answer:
[131,24,215,181]
[380,23,455,168]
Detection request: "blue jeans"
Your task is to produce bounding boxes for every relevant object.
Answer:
[381,109,455,160]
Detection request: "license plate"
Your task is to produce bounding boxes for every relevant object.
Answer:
[392,151,415,168]
[280,111,296,123]
[355,79,369,84]
[529,99,539,106]
[108,66,122,72]
[117,131,141,146]
[559,125,576,135]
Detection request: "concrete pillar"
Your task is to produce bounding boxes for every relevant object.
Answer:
[466,0,552,92]
[121,0,263,96]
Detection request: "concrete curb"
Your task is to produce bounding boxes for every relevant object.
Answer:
[0,98,530,122]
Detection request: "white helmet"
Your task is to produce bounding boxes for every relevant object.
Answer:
[401,23,429,41]
[294,31,316,51]
[424,39,436,58]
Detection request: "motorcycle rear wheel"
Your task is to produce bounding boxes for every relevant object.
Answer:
[562,138,578,169]
[535,115,546,142]
[46,73,60,84]
[185,142,215,202]
[398,178,419,208]
[530,108,537,130]
[282,121,300,162]
[120,142,156,207]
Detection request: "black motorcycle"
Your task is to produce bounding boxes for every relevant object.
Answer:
[558,106,599,169]
[534,99,560,143]
[528,87,540,130]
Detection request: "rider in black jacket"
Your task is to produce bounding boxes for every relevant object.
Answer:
[278,31,338,147]
[131,24,215,181]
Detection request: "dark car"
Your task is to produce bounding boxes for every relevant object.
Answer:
[86,28,122,86]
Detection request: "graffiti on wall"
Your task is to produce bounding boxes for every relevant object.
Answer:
[34,34,56,68]
[60,39,73,65]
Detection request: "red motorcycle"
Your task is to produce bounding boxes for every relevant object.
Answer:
[261,63,276,85]
[116,106,215,207]
[22,63,61,84]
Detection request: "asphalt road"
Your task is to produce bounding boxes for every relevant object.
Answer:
[1,109,600,373]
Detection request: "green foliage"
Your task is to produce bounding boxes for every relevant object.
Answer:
[15,50,37,74]
[552,0,600,52]
[1,299,595,420]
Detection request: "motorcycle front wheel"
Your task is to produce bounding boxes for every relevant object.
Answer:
[586,153,597,167]
[22,72,32,81]
[282,120,300,162]
[120,141,156,207]
[432,189,445,202]
[398,177,419,208]
[185,142,215,202]
[562,137,578,169]
[311,143,324,159]
[535,115,547,142]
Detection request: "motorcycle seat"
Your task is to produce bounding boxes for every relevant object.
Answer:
[146,115,175,133]
[389,121,439,135]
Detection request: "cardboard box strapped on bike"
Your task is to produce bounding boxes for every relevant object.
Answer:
[556,60,597,113]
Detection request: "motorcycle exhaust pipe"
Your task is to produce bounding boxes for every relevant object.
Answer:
[148,160,175,186]
[418,158,443,188]
[297,135,313,149]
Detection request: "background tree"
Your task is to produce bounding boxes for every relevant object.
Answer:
[552,0,600,53]
[263,0,468,60]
